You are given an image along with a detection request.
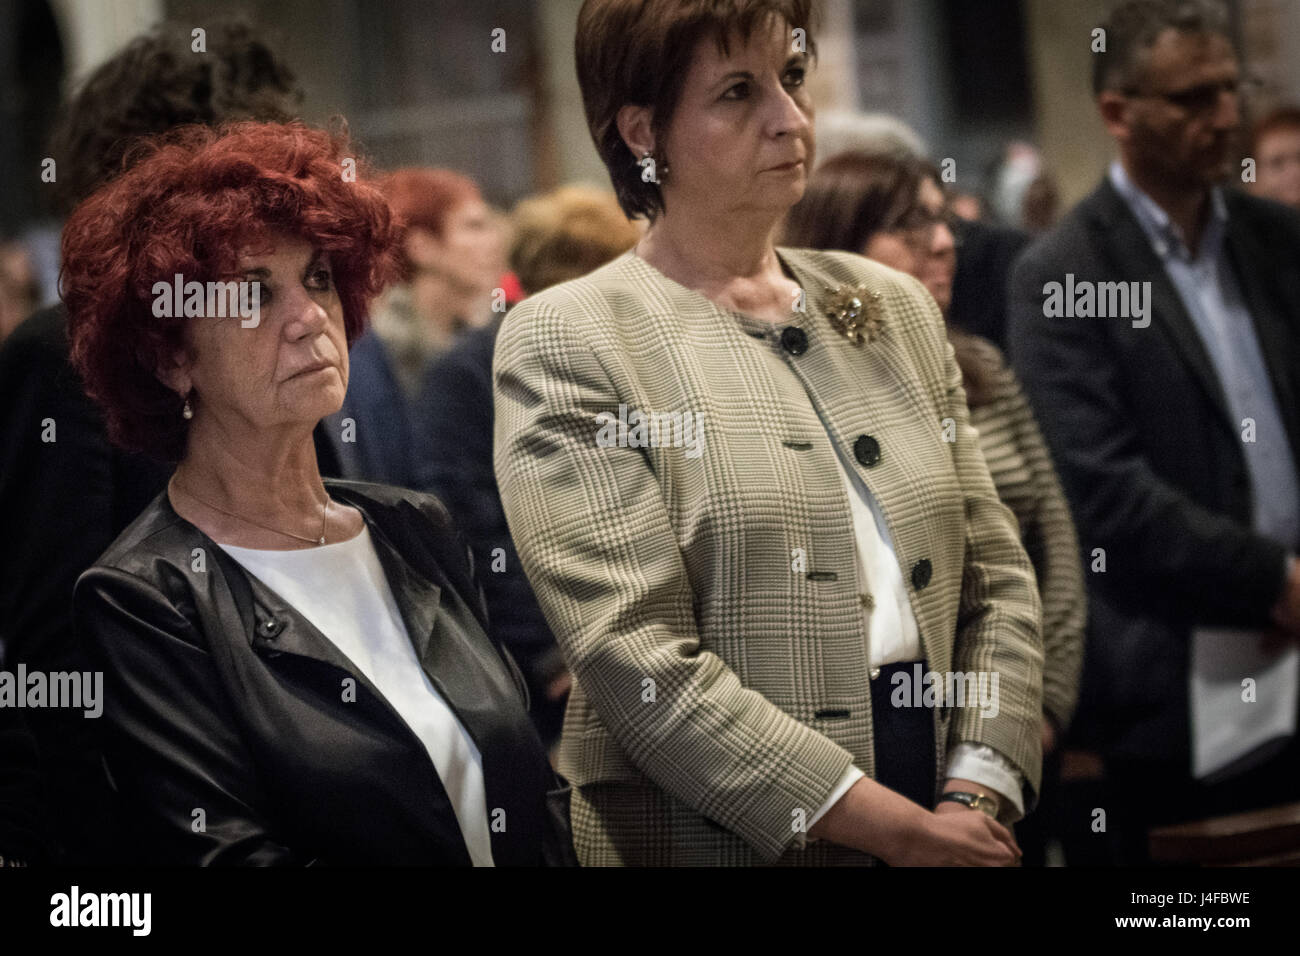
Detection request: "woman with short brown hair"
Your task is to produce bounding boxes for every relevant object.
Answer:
[495,0,1044,866]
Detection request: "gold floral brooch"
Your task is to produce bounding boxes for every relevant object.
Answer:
[825,284,884,344]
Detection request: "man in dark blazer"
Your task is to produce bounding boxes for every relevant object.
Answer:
[1008,0,1300,864]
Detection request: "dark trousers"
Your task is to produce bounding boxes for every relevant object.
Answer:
[871,661,937,812]
[1015,745,1062,866]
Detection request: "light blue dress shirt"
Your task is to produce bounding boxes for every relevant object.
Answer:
[1108,161,1300,552]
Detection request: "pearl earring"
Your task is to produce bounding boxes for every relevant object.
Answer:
[182,396,193,420]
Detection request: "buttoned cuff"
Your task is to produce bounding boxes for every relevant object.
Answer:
[945,742,1026,824]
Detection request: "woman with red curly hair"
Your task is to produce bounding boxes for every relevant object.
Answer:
[63,121,574,866]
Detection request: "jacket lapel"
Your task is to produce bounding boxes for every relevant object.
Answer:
[157,488,494,863]
[1087,179,1236,436]
[198,481,519,760]
[205,528,457,786]
[328,486,548,865]
[326,488,503,718]
[165,497,369,675]
[177,486,439,679]
[350,513,440,665]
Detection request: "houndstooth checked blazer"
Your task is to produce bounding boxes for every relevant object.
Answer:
[493,246,1043,866]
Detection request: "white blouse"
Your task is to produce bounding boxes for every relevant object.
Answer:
[798,370,1026,827]
[219,525,495,866]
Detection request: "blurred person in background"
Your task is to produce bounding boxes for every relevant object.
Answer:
[1248,105,1300,212]
[1009,0,1300,864]
[949,190,985,222]
[812,111,1030,354]
[784,150,1086,866]
[1020,172,1061,235]
[947,212,1030,352]
[0,18,305,865]
[326,168,508,487]
[372,168,507,399]
[64,121,572,866]
[814,109,928,166]
[0,241,39,344]
[416,184,639,754]
[988,141,1060,234]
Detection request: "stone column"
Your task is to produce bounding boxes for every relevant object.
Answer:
[48,0,162,87]
[1021,0,1113,208]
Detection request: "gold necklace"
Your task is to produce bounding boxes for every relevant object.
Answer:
[172,477,330,546]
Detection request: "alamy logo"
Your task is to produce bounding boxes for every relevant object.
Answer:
[1042,274,1151,328]
[50,886,151,936]
[889,664,1000,718]
[595,403,705,459]
[0,665,102,718]
[152,274,261,328]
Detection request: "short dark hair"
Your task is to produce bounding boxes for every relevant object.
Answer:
[46,18,303,217]
[576,0,818,221]
[781,150,938,254]
[62,122,398,461]
[781,150,1000,406]
[1092,0,1232,97]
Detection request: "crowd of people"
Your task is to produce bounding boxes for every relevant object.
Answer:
[0,0,1298,867]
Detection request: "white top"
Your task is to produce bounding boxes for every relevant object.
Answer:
[219,525,495,866]
[799,384,1025,829]
[827,439,922,667]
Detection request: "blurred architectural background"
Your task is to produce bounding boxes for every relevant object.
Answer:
[5,0,1300,303]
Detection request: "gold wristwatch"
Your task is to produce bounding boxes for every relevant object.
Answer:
[938,790,999,818]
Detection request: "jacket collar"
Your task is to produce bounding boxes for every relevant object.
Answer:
[1107,160,1229,262]
[617,245,860,343]
[329,484,443,664]
[156,482,443,671]
[1083,174,1300,453]
[146,481,549,864]
[1083,176,1235,433]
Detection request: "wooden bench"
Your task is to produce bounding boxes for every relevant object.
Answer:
[1149,802,1300,865]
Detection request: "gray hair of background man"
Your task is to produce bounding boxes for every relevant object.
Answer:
[815,110,927,167]
[1092,0,1233,97]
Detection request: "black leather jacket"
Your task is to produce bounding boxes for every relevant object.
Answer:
[73,479,575,865]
